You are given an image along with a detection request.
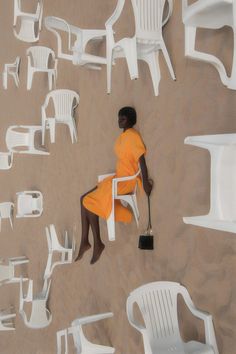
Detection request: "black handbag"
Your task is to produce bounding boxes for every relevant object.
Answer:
[138,195,154,250]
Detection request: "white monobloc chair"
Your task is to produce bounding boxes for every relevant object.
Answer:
[16,191,43,218]
[41,89,80,144]
[57,312,115,354]
[44,16,107,69]
[44,224,75,279]
[26,46,58,90]
[184,133,236,233]
[13,0,43,43]
[0,256,29,285]
[19,277,52,329]
[182,0,236,89]
[2,57,20,90]
[127,281,219,354]
[132,0,175,96]
[98,169,140,241]
[6,125,49,155]
[0,152,13,170]
[105,0,175,95]
[0,202,14,231]
[0,308,16,331]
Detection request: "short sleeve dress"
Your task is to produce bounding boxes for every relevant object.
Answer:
[83,128,146,223]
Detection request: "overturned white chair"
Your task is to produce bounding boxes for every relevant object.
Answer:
[182,0,236,89]
[98,169,140,241]
[26,46,58,90]
[0,152,13,170]
[16,191,43,218]
[0,256,29,286]
[44,224,75,279]
[41,89,80,144]
[13,0,43,43]
[19,277,52,329]
[0,202,14,231]
[57,312,115,354]
[44,16,106,69]
[6,125,49,155]
[127,281,219,354]
[184,133,236,233]
[2,57,20,90]
[0,308,16,331]
[105,0,175,95]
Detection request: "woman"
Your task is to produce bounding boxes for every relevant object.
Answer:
[75,107,153,264]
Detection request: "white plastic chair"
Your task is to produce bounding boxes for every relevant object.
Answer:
[13,0,43,43]
[26,46,58,90]
[182,0,236,89]
[133,0,175,96]
[6,125,49,155]
[0,202,14,231]
[19,277,52,329]
[184,133,236,233]
[127,281,219,354]
[0,256,29,286]
[16,191,43,218]
[44,16,107,69]
[0,152,13,170]
[44,224,75,279]
[57,312,115,354]
[105,0,175,95]
[2,57,20,90]
[0,308,16,331]
[98,169,140,241]
[41,89,80,144]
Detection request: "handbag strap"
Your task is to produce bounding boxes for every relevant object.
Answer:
[146,195,153,234]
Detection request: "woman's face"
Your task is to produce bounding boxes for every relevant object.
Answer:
[118,115,128,129]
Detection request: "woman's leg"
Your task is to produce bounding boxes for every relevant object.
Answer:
[87,210,105,264]
[74,188,97,261]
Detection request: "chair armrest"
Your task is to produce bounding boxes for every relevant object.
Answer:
[126,296,145,333]
[57,329,68,354]
[163,0,173,26]
[105,0,125,28]
[98,173,115,182]
[73,312,113,326]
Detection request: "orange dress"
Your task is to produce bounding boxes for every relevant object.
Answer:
[83,128,146,222]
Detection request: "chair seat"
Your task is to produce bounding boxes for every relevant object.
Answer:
[185,341,214,354]
[17,195,34,215]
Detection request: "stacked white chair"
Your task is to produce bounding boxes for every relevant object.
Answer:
[106,0,175,95]
[44,224,75,279]
[98,169,140,241]
[6,125,49,155]
[57,312,115,354]
[19,277,52,329]
[13,0,43,43]
[16,191,43,218]
[26,46,58,90]
[127,281,219,354]
[0,202,14,231]
[182,0,236,89]
[184,133,236,233]
[44,16,107,69]
[0,308,16,331]
[41,89,80,144]
[2,57,20,90]
[0,256,29,285]
[0,152,13,170]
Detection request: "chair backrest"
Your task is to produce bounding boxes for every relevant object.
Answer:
[0,152,13,170]
[127,282,184,345]
[27,46,54,69]
[6,127,30,151]
[0,203,13,218]
[47,89,80,120]
[131,0,168,40]
[0,265,12,282]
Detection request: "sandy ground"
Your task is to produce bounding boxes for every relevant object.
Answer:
[0,0,236,353]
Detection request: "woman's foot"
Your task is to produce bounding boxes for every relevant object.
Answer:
[74,242,91,262]
[90,243,105,264]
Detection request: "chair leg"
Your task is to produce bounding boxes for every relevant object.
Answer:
[107,213,115,241]
[123,39,139,80]
[13,73,19,87]
[138,51,161,96]
[27,70,33,90]
[228,26,236,89]
[106,46,113,94]
[2,71,7,90]
[68,121,77,143]
[48,72,53,91]
[160,40,176,80]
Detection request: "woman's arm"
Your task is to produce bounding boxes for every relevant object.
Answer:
[139,154,153,196]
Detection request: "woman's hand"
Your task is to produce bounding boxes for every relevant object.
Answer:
[143,178,153,196]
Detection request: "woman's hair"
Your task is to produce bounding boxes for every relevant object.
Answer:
[118,106,137,127]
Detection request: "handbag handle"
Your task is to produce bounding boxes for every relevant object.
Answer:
[146,195,152,235]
